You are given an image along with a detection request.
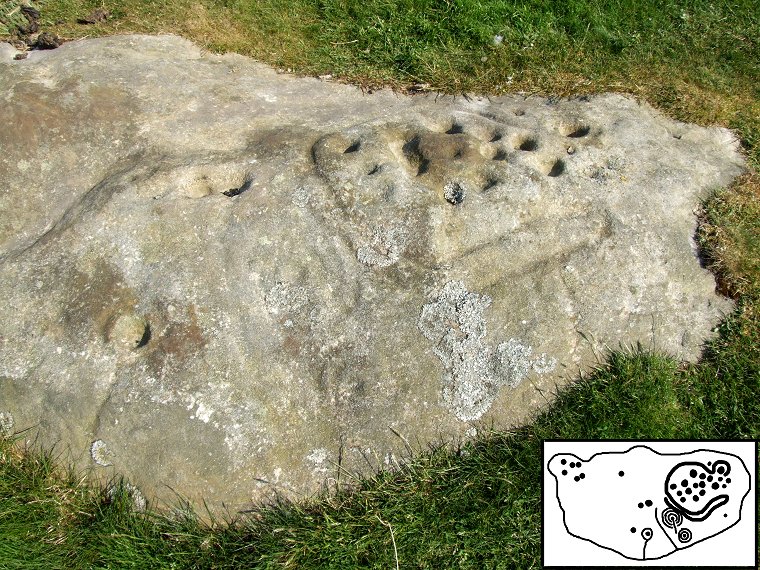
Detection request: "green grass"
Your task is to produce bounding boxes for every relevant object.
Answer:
[1,0,759,568]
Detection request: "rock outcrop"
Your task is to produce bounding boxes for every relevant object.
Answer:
[0,35,744,510]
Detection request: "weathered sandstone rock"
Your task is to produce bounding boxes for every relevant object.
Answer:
[0,35,743,510]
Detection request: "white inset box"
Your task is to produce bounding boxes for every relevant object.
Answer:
[543,440,757,567]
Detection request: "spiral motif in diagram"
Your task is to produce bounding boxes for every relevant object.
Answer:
[661,508,683,529]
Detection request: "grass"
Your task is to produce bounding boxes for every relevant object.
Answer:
[1,0,759,568]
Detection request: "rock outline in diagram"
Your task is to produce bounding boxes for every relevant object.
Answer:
[545,443,753,563]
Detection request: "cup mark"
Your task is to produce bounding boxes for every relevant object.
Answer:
[562,124,591,138]
[517,137,538,151]
[546,159,565,177]
[446,123,465,135]
[344,140,362,153]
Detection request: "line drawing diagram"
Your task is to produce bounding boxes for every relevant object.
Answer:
[546,445,752,561]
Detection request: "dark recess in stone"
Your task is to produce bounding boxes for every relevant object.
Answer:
[402,136,429,176]
[344,140,361,153]
[567,125,590,138]
[547,160,565,177]
[446,123,465,134]
[482,178,499,191]
[222,178,253,197]
[136,325,151,349]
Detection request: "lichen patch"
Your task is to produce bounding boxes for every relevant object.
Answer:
[0,412,14,438]
[90,439,113,466]
[357,226,407,267]
[419,281,556,421]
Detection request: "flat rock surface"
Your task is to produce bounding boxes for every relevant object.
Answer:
[0,35,744,510]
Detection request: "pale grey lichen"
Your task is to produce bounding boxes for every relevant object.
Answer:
[306,447,330,474]
[106,482,146,511]
[357,226,407,267]
[265,282,309,316]
[0,412,14,438]
[90,439,113,466]
[291,186,311,208]
[418,281,496,420]
[419,281,556,421]
[492,338,533,387]
[531,352,558,374]
[590,156,628,183]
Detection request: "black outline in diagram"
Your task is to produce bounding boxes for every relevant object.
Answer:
[543,442,755,565]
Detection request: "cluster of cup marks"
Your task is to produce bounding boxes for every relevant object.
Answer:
[558,456,586,482]
[557,458,732,547]
[340,113,591,206]
[670,461,731,506]
[447,116,587,205]
[661,460,732,544]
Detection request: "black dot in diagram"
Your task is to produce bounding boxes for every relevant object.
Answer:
[547,445,751,561]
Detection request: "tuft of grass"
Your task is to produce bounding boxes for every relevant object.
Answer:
[698,174,760,300]
[0,438,94,569]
